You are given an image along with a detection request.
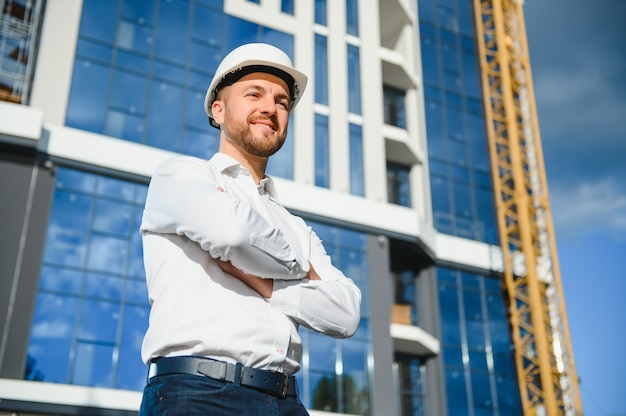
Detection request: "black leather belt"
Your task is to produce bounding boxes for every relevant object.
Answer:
[148,356,297,398]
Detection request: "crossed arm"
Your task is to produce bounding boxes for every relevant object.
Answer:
[215,257,321,298]
[142,156,361,337]
[214,184,321,298]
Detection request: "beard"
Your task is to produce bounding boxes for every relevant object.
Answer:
[223,111,287,158]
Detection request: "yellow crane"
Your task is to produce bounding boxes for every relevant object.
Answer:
[471,0,583,414]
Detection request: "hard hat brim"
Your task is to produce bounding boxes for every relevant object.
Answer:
[204,57,308,120]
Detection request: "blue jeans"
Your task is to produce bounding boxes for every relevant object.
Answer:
[140,373,309,416]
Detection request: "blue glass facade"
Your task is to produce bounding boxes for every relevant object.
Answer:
[418,0,498,245]
[27,167,149,391]
[437,268,521,415]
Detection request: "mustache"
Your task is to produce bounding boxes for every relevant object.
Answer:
[248,115,278,130]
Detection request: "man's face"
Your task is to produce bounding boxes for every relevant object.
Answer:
[216,72,291,158]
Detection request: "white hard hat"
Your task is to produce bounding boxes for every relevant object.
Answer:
[204,43,308,128]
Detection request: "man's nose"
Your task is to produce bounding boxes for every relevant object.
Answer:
[258,96,277,114]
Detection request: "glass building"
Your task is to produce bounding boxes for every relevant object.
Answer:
[0,0,522,414]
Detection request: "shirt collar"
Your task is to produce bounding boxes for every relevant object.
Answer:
[209,152,241,173]
[260,176,279,201]
[209,153,279,200]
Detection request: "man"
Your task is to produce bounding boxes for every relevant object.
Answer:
[139,43,362,416]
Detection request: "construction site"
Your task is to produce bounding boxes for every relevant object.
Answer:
[0,0,582,414]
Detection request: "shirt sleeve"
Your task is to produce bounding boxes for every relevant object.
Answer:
[270,230,362,338]
[141,156,309,280]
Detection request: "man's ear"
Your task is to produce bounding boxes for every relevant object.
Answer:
[211,100,225,125]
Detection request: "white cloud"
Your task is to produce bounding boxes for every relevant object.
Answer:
[550,177,626,240]
[31,320,72,339]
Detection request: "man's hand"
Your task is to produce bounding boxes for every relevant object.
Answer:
[215,258,274,298]
[216,259,321,298]
[307,262,321,280]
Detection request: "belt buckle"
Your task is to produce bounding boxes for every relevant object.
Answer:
[279,374,289,398]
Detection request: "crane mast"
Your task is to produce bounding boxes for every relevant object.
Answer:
[471,0,583,414]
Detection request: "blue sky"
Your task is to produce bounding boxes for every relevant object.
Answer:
[524,0,626,414]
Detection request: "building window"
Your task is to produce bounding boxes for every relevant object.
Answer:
[266,115,294,180]
[394,354,426,416]
[26,167,149,391]
[315,0,327,25]
[315,34,329,105]
[0,0,45,104]
[387,161,412,207]
[315,113,330,188]
[281,0,294,14]
[391,271,418,325]
[437,268,522,415]
[389,238,428,327]
[349,123,365,196]
[383,85,407,128]
[346,0,359,36]
[418,2,498,245]
[297,221,371,415]
[347,44,362,115]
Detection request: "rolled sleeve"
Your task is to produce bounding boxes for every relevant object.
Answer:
[270,235,362,338]
[271,278,361,338]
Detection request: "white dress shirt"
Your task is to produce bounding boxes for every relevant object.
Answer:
[140,153,362,375]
